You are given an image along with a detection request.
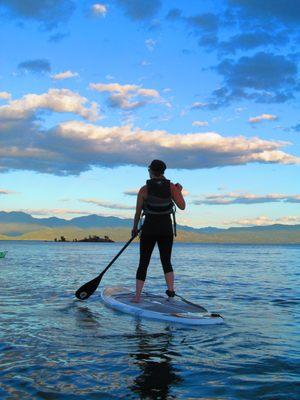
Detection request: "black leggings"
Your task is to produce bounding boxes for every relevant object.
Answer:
[136,234,173,281]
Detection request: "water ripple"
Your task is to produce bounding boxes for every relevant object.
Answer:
[0,241,299,399]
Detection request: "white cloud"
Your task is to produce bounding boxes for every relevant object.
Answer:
[92,3,107,16]
[0,88,100,121]
[1,89,299,175]
[42,121,300,173]
[22,208,95,217]
[276,216,300,224]
[10,208,129,219]
[191,102,208,109]
[224,215,300,226]
[80,198,135,210]
[249,114,278,123]
[51,70,79,80]
[193,192,300,205]
[89,82,162,110]
[192,120,209,127]
[19,121,300,173]
[0,92,11,100]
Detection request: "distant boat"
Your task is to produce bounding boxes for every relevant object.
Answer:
[0,251,7,258]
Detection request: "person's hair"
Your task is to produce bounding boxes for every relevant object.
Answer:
[148,160,166,177]
[150,168,163,177]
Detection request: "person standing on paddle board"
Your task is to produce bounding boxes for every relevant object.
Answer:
[131,160,186,303]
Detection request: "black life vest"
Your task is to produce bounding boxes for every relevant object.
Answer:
[141,178,177,235]
[143,179,173,214]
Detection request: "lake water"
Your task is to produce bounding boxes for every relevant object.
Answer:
[0,241,299,399]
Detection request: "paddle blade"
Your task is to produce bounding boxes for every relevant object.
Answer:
[75,275,102,300]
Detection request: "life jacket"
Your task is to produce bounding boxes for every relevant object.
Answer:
[141,178,177,236]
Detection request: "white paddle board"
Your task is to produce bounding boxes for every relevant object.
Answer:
[101,286,223,326]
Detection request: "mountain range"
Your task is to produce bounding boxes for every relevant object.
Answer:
[0,211,299,243]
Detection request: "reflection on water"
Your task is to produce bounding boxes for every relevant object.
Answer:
[74,303,102,327]
[0,241,300,399]
[129,322,182,400]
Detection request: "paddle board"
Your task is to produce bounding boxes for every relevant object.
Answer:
[101,286,223,326]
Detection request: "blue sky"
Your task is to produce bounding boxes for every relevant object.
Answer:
[0,0,299,227]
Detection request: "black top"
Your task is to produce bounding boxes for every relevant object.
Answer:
[142,214,173,236]
[141,178,173,236]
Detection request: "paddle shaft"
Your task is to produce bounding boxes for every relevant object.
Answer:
[98,232,139,279]
[75,231,140,299]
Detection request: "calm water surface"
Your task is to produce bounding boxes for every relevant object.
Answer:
[0,241,299,399]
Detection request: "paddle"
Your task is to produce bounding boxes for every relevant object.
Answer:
[75,232,139,300]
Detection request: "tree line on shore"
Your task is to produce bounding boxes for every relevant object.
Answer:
[54,235,114,243]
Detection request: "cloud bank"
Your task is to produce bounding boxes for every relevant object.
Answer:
[80,198,135,210]
[18,59,51,74]
[229,0,300,26]
[193,192,300,205]
[224,215,300,226]
[168,1,300,108]
[211,52,299,107]
[0,88,100,121]
[0,89,299,175]
[0,0,75,29]
[89,82,162,110]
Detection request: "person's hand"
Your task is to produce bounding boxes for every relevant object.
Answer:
[175,183,183,192]
[131,228,139,237]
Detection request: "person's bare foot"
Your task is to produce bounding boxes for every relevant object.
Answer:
[131,296,141,303]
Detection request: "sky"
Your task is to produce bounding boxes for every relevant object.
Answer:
[0,0,299,228]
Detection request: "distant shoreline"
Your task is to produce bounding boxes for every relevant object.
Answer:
[53,234,114,243]
[1,238,300,245]
[1,212,300,244]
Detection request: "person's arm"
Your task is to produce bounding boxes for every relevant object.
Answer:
[132,186,146,236]
[171,183,186,210]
